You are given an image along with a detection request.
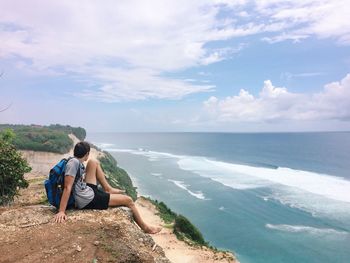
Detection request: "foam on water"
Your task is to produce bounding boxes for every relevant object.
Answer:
[98,143,115,148]
[265,224,348,236]
[168,179,207,200]
[176,155,350,221]
[177,157,350,203]
[99,146,350,221]
[151,172,163,178]
[104,148,183,160]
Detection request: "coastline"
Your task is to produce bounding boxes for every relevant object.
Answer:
[18,134,237,263]
[95,145,238,263]
[135,196,237,263]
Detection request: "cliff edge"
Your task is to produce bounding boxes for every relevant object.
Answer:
[0,134,238,263]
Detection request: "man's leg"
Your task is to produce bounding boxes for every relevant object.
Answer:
[85,159,111,191]
[109,194,161,234]
[85,159,161,234]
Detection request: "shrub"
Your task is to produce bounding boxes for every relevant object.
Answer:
[0,131,31,205]
[174,214,207,246]
[146,196,208,246]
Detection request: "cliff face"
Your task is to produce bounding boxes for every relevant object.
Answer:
[19,134,103,179]
[0,205,170,263]
[0,135,170,263]
[19,134,78,178]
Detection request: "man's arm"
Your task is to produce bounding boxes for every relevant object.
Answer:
[54,175,74,223]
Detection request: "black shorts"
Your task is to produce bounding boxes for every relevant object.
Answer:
[83,183,110,210]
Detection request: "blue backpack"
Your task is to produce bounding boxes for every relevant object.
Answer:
[44,157,79,209]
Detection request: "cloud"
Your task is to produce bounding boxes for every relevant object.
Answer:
[77,67,214,101]
[280,72,325,82]
[203,73,350,122]
[0,0,349,102]
[257,0,350,44]
[0,0,246,101]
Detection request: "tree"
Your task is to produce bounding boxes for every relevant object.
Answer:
[0,128,15,142]
[0,129,31,205]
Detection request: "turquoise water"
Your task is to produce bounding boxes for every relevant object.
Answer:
[87,132,350,263]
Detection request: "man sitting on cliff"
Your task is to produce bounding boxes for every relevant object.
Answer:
[54,141,161,234]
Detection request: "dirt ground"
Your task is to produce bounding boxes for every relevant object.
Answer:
[0,174,169,263]
[0,204,169,263]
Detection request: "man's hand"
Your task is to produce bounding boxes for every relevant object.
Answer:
[115,189,126,194]
[54,211,67,223]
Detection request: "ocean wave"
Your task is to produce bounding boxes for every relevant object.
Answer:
[96,143,115,148]
[99,146,350,220]
[177,157,350,204]
[151,172,163,178]
[168,179,207,200]
[265,224,348,236]
[104,148,184,160]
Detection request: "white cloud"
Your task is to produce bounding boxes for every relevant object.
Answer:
[0,0,349,102]
[77,67,214,101]
[203,73,350,122]
[0,0,246,101]
[256,0,350,44]
[280,72,325,82]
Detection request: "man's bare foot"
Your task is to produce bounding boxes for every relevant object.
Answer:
[144,225,162,234]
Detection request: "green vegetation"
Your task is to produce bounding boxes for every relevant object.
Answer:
[147,197,208,246]
[99,151,138,201]
[174,214,207,246]
[48,124,86,141]
[0,124,86,153]
[148,199,177,224]
[0,129,31,205]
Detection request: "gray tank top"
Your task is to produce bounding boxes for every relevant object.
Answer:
[65,158,94,208]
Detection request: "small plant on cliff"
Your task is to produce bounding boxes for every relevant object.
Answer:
[174,214,208,246]
[148,199,177,224]
[0,129,31,205]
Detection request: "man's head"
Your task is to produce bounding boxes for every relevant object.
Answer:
[74,141,91,159]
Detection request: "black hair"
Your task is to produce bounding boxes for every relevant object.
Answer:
[74,141,91,158]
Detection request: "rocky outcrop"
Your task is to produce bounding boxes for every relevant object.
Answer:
[0,205,170,263]
[2,135,170,263]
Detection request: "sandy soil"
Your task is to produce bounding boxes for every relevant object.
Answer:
[0,205,170,263]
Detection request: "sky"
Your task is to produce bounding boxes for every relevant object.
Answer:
[1,0,350,132]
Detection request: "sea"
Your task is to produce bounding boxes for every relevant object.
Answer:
[87,132,350,263]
